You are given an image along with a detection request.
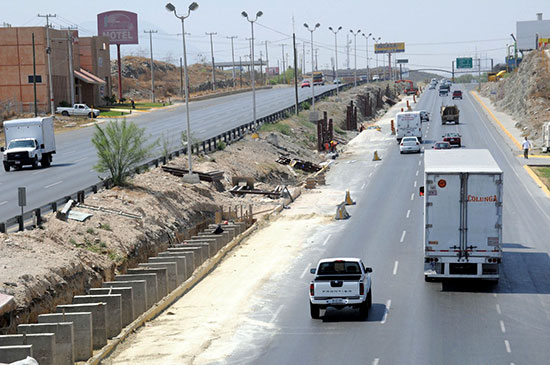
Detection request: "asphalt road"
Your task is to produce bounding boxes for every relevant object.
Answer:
[0,84,336,223]
[223,85,550,364]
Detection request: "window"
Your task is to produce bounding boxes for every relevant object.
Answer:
[28,75,42,83]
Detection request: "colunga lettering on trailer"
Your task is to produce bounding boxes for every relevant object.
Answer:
[468,195,497,202]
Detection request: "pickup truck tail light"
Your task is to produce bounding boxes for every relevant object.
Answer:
[310,283,314,296]
[359,282,364,295]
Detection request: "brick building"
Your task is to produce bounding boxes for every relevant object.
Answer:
[0,26,111,114]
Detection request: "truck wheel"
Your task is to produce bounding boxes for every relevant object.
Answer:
[31,158,38,169]
[359,300,369,319]
[61,111,69,116]
[3,162,10,172]
[41,154,51,168]
[310,302,320,319]
[367,289,372,308]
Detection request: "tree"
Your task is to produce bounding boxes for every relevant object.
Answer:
[92,119,156,186]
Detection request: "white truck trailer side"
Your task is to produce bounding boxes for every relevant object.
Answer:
[396,111,422,142]
[423,149,503,281]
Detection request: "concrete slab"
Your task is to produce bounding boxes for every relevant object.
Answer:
[127,268,168,301]
[139,262,178,292]
[179,239,218,257]
[0,345,33,363]
[89,287,134,328]
[72,295,122,339]
[0,333,55,365]
[18,323,74,365]
[197,232,227,247]
[103,280,147,317]
[157,252,195,279]
[148,256,187,284]
[56,303,107,349]
[38,312,92,361]
[115,274,157,311]
[208,223,244,235]
[168,246,204,265]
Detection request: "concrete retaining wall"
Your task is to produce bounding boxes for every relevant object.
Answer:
[139,262,178,292]
[115,274,157,310]
[127,268,167,301]
[72,295,122,339]
[0,333,55,365]
[90,287,134,328]
[56,303,107,349]
[0,345,33,363]
[38,312,92,361]
[148,256,187,284]
[103,280,147,317]
[17,323,74,365]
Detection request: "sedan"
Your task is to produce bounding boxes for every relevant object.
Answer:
[301,80,311,88]
[452,90,463,100]
[400,136,421,154]
[442,132,462,147]
[432,141,451,150]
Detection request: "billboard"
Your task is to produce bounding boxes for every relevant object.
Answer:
[516,19,550,50]
[539,38,550,48]
[98,11,138,45]
[374,42,405,54]
[266,67,280,76]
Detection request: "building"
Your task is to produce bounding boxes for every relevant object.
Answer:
[0,25,111,115]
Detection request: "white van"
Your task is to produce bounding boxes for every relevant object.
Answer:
[396,111,422,142]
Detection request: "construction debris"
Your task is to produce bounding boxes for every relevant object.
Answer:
[162,166,224,182]
[76,203,142,219]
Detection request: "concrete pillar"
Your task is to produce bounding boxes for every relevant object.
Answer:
[103,280,147,317]
[167,246,204,266]
[56,303,107,349]
[0,333,55,365]
[18,323,74,365]
[38,312,92,361]
[72,295,122,339]
[148,256,187,284]
[89,287,134,328]
[115,274,157,310]
[127,268,167,301]
[157,252,195,278]
[0,345,33,363]
[139,262,178,292]
[198,231,229,246]
[178,240,217,257]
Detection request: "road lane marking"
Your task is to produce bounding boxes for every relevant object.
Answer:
[300,263,311,279]
[414,181,417,188]
[31,170,47,175]
[406,209,410,218]
[381,299,391,324]
[418,160,422,166]
[416,170,419,176]
[400,230,406,243]
[0,201,7,206]
[393,261,399,275]
[500,320,506,333]
[270,305,284,323]
[72,157,87,163]
[44,181,63,189]
[504,340,511,353]
[496,304,502,315]
[369,172,373,177]
[373,359,380,365]
[322,234,332,246]
[410,193,414,201]
[361,183,366,190]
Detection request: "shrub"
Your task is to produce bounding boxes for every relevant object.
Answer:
[217,140,226,150]
[302,102,310,110]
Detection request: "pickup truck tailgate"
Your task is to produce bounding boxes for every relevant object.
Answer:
[313,275,362,298]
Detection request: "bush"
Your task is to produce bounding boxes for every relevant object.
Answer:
[217,140,226,150]
[302,102,310,110]
[59,100,71,107]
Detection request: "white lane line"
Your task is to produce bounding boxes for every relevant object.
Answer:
[393,261,399,275]
[504,339,511,353]
[72,157,87,163]
[400,230,406,243]
[31,170,47,175]
[381,299,391,324]
[373,359,380,365]
[361,183,366,190]
[500,320,506,334]
[0,201,7,206]
[44,181,63,189]
[414,181,417,188]
[416,170,419,176]
[322,234,332,246]
[270,305,284,323]
[410,193,414,201]
[418,160,422,166]
[369,172,373,177]
[89,169,95,173]
[496,304,502,315]
[406,209,411,218]
[300,263,312,279]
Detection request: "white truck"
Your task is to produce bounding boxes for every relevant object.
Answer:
[396,111,422,142]
[1,117,56,171]
[542,121,550,153]
[422,149,503,281]
[56,103,100,118]
[309,258,372,319]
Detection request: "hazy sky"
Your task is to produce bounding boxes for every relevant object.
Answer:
[3,0,549,75]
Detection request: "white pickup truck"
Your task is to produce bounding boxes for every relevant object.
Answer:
[56,104,100,118]
[309,258,372,319]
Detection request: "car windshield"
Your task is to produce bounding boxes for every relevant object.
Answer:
[318,261,361,275]
[436,143,449,148]
[8,140,35,149]
[402,138,417,142]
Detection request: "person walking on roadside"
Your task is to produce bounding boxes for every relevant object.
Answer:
[522,136,531,159]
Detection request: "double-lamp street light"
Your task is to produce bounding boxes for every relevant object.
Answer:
[304,22,320,113]
[328,26,342,96]
[350,29,361,87]
[241,10,263,128]
[362,32,372,82]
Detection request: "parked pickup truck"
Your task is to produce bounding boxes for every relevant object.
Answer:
[56,104,100,118]
[441,105,459,124]
[309,258,372,319]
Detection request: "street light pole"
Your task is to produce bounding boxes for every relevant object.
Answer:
[362,32,371,82]
[206,32,217,90]
[144,30,158,103]
[350,29,361,87]
[166,2,199,183]
[242,10,263,130]
[227,36,237,88]
[328,26,342,96]
[304,22,320,113]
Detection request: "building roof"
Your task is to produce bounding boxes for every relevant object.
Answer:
[74,68,106,85]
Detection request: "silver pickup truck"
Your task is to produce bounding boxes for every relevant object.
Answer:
[309,258,372,319]
[56,104,100,118]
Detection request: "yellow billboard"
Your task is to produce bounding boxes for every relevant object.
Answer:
[374,42,405,54]
[539,38,550,48]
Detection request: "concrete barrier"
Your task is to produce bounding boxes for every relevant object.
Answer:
[175,241,215,258]
[114,274,157,310]
[127,268,167,301]
[103,280,147,317]
[157,252,195,278]
[38,312,92,361]
[56,303,107,349]
[148,256,187,284]
[203,230,231,247]
[0,345,33,363]
[139,262,178,292]
[18,323,74,365]
[0,333,55,365]
[197,232,228,247]
[72,295,122,339]
[167,247,203,267]
[209,222,245,235]
[89,287,134,328]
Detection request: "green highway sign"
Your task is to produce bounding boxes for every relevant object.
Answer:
[397,59,408,64]
[456,57,473,69]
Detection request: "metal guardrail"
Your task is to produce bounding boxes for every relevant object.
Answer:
[0,82,359,233]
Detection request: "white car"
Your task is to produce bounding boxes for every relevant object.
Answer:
[400,136,421,154]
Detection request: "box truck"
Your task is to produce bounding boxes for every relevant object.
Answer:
[396,111,422,142]
[1,117,56,171]
[422,149,503,281]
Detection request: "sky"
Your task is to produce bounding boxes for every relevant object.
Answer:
[3,0,549,76]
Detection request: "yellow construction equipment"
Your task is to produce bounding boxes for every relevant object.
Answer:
[335,202,350,220]
[373,150,381,161]
[344,190,356,205]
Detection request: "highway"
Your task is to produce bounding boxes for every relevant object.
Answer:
[217,86,550,364]
[0,84,336,223]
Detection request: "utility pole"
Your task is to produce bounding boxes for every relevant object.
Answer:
[293,32,299,115]
[227,36,237,87]
[346,34,351,69]
[206,32,217,90]
[281,44,286,83]
[239,56,243,87]
[38,14,56,115]
[350,29,361,87]
[144,30,158,102]
[264,40,269,85]
[314,48,319,71]
[259,50,264,85]
[302,43,306,74]
[180,57,183,96]
[32,33,38,116]
[64,29,76,106]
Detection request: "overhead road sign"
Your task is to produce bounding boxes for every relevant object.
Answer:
[397,59,408,64]
[374,42,405,54]
[456,57,473,69]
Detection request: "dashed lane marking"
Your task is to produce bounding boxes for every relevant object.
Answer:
[361,183,366,190]
[373,359,380,365]
[410,193,414,201]
[414,181,417,188]
[496,304,502,315]
[269,305,284,323]
[322,234,332,246]
[393,261,399,275]
[418,160,422,166]
[381,299,391,324]
[0,201,7,206]
[500,320,506,334]
[416,170,419,176]
[400,230,406,243]
[504,339,511,353]
[44,181,63,189]
[406,209,410,218]
[300,263,311,279]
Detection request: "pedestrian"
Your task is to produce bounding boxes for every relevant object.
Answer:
[130,98,135,109]
[522,136,531,159]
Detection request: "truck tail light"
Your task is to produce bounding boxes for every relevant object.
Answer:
[359,282,364,295]
[310,283,314,296]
